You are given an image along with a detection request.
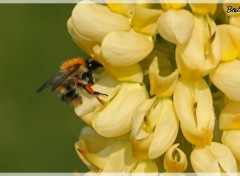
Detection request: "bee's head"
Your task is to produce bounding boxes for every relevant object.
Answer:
[86,57,103,70]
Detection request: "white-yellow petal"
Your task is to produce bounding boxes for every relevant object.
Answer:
[67,18,97,57]
[222,130,240,160]
[219,101,240,130]
[149,57,179,97]
[176,16,221,80]
[210,59,240,101]
[93,45,143,82]
[92,83,148,138]
[157,9,194,45]
[148,98,179,159]
[131,5,162,36]
[70,1,130,43]
[164,144,188,172]
[101,30,154,66]
[173,78,215,146]
[217,25,240,62]
[191,142,238,173]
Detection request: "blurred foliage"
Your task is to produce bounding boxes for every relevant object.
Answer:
[0,4,88,172]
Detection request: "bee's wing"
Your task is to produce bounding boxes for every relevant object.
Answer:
[36,64,80,93]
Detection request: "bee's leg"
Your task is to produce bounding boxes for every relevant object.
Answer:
[78,83,107,96]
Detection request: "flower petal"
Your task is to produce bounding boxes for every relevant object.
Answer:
[222,130,240,160]
[131,5,162,36]
[75,127,137,172]
[101,30,154,66]
[148,98,179,159]
[149,57,179,97]
[175,16,221,80]
[67,18,97,57]
[219,101,240,130]
[93,45,143,82]
[70,1,130,43]
[157,9,194,45]
[173,78,215,146]
[217,25,240,62]
[191,142,238,173]
[164,143,188,172]
[209,59,240,101]
[92,83,148,137]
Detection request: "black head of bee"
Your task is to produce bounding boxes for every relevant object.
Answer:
[86,57,103,70]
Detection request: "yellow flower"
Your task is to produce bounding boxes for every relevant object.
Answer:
[191,142,238,173]
[131,58,179,159]
[164,143,188,172]
[175,15,221,80]
[173,77,215,146]
[75,126,158,173]
[131,97,179,159]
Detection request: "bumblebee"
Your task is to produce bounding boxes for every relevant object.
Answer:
[37,57,107,105]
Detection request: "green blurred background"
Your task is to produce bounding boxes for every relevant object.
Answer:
[0,4,88,172]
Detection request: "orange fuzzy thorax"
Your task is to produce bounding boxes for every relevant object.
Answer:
[60,57,86,71]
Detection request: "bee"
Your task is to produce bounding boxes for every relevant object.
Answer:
[36,57,107,106]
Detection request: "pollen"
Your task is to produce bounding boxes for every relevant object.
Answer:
[60,57,86,71]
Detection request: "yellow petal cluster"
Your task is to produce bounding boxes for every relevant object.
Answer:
[64,0,240,174]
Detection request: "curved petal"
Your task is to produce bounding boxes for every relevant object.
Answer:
[219,101,240,130]
[101,30,154,66]
[157,9,194,45]
[176,16,221,80]
[92,83,148,137]
[67,18,97,57]
[70,1,130,43]
[173,78,215,146]
[217,25,240,62]
[131,5,162,36]
[191,142,238,173]
[148,98,179,159]
[164,143,188,172]
[209,59,240,101]
[131,97,179,159]
[222,130,240,160]
[93,45,143,82]
[75,127,137,172]
[149,57,179,97]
